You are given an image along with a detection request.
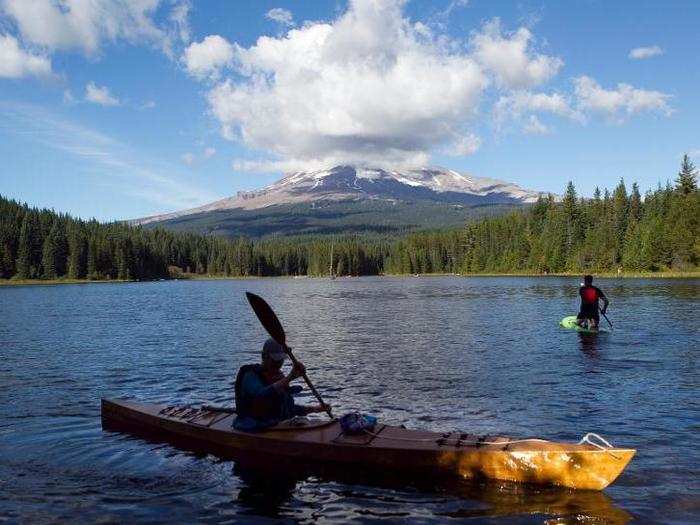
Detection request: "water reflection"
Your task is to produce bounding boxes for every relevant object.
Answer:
[578,333,601,356]
[230,458,631,524]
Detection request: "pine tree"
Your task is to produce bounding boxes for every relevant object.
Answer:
[67,226,87,279]
[15,213,39,279]
[629,182,642,223]
[676,154,698,195]
[86,235,97,279]
[41,222,60,279]
[612,179,629,264]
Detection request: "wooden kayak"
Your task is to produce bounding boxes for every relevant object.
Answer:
[101,398,635,491]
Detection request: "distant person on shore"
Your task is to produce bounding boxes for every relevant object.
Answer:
[577,275,609,330]
[233,338,330,431]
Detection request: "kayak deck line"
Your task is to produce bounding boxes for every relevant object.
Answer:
[101,398,636,491]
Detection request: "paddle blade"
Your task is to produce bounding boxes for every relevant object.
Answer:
[246,292,286,346]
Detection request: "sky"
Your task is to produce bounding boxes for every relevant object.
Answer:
[0,0,698,221]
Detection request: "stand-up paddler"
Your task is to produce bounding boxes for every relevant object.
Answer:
[577,275,609,331]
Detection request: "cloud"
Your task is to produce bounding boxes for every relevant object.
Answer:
[0,101,217,210]
[573,75,672,120]
[181,152,194,165]
[141,100,156,109]
[183,35,234,79]
[470,18,562,89]
[522,115,549,135]
[0,33,52,78]
[63,89,75,104]
[203,147,216,158]
[169,1,191,44]
[0,0,190,57]
[445,133,481,156]
[629,45,663,60]
[494,90,582,123]
[190,0,672,170]
[207,0,487,170]
[266,8,294,27]
[85,82,120,106]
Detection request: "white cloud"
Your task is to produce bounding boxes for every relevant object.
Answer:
[169,1,191,44]
[0,33,52,78]
[522,115,549,135]
[181,152,194,165]
[203,147,216,158]
[470,18,562,89]
[266,8,294,27]
[629,45,663,60]
[63,89,75,104]
[494,90,582,123]
[0,101,217,210]
[183,35,234,79]
[141,100,156,109]
[183,0,672,170]
[0,0,190,57]
[573,75,672,120]
[445,133,481,156]
[85,81,120,106]
[207,0,487,170]
[688,149,700,159]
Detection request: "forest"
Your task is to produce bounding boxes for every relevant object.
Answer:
[1,156,697,281]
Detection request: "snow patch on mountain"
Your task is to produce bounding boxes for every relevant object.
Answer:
[133,165,549,225]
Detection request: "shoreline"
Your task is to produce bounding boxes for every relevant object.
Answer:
[1,270,697,287]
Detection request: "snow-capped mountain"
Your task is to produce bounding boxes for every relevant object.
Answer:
[134,165,546,225]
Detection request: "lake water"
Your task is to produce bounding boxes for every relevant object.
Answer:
[1,276,698,524]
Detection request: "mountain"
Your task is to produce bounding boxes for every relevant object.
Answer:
[135,165,549,237]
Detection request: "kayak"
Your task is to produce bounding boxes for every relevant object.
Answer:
[560,315,605,334]
[101,398,634,491]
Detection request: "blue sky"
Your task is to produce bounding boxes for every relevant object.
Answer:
[1,0,698,221]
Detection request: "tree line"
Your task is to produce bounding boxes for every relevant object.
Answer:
[0,156,697,281]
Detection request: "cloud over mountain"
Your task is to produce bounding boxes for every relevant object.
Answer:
[191,0,673,172]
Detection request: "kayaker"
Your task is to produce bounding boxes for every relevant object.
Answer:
[233,338,330,431]
[576,275,609,330]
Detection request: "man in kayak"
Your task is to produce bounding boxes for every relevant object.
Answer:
[233,338,330,431]
[577,275,609,330]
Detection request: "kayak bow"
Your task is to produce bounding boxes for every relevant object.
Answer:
[101,398,634,491]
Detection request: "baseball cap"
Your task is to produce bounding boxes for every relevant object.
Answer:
[262,338,287,362]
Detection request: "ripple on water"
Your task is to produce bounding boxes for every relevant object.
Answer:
[1,276,698,524]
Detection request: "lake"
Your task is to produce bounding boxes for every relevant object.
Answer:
[1,276,698,524]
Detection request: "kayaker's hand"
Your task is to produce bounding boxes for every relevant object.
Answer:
[308,403,331,414]
[288,361,306,380]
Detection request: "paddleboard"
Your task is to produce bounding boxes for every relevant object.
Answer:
[560,315,605,334]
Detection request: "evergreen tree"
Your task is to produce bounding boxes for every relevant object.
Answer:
[629,183,642,223]
[676,154,698,195]
[67,225,87,279]
[41,221,60,279]
[15,213,40,279]
[612,179,629,264]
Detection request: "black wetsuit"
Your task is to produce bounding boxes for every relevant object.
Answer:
[577,285,604,322]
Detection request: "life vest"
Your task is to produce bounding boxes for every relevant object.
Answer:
[581,286,599,304]
[234,364,284,420]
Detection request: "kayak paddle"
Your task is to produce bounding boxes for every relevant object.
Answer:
[245,292,333,418]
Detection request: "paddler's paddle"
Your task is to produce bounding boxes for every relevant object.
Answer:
[600,309,613,329]
[245,292,333,419]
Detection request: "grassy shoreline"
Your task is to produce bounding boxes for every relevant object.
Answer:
[1,270,697,287]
